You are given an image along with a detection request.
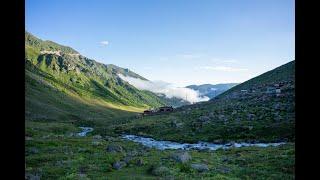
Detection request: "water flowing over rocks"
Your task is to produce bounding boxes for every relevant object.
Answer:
[77,127,94,137]
[122,135,286,151]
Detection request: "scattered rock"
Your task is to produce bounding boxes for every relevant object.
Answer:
[171,120,184,128]
[171,151,192,163]
[104,136,117,141]
[25,173,41,180]
[93,135,102,139]
[274,103,281,110]
[67,133,76,137]
[198,116,211,123]
[232,110,238,115]
[218,115,225,121]
[123,156,133,164]
[92,140,103,146]
[217,167,231,174]
[127,150,139,157]
[247,113,256,120]
[113,161,126,170]
[136,158,144,166]
[78,148,89,153]
[106,144,123,153]
[25,136,33,141]
[29,147,39,154]
[151,166,172,176]
[78,173,88,179]
[222,157,230,163]
[213,139,223,144]
[191,163,209,172]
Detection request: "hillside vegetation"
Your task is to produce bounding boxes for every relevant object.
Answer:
[25,31,170,125]
[116,61,295,143]
[25,32,295,179]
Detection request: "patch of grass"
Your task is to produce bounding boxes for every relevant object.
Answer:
[26,121,295,179]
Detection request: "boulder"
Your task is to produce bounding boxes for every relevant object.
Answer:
[171,120,184,128]
[190,163,209,172]
[198,116,210,123]
[274,103,281,110]
[218,115,225,120]
[93,135,102,139]
[231,110,237,115]
[127,150,139,157]
[247,113,256,120]
[151,166,172,176]
[92,140,103,146]
[29,147,39,154]
[25,173,41,180]
[25,136,33,141]
[171,151,192,163]
[104,136,117,141]
[123,156,133,164]
[106,144,123,153]
[112,161,126,170]
[218,167,231,174]
[136,158,144,166]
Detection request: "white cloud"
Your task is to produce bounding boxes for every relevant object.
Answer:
[118,74,209,103]
[100,41,109,46]
[196,66,248,72]
[176,53,204,59]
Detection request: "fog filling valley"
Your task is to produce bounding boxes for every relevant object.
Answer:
[118,74,209,103]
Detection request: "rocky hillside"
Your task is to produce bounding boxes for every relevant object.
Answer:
[116,61,295,143]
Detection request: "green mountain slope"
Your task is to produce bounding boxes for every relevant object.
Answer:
[25,31,173,131]
[116,61,295,143]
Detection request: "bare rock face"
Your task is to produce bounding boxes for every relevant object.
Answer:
[171,151,192,163]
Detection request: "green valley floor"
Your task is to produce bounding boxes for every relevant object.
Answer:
[26,121,294,179]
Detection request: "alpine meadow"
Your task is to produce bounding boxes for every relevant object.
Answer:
[25,1,295,179]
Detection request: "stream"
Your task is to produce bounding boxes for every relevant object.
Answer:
[77,127,285,151]
[122,134,286,151]
[78,127,94,137]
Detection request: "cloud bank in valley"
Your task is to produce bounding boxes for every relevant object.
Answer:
[118,74,209,103]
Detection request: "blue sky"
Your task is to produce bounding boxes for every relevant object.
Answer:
[26,0,294,86]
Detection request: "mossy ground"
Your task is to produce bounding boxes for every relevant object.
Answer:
[26,121,294,179]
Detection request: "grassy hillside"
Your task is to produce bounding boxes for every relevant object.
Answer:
[25,31,168,115]
[115,61,295,143]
